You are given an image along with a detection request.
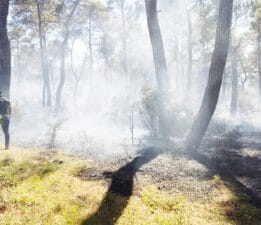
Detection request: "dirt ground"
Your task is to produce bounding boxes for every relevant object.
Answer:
[77,128,261,207]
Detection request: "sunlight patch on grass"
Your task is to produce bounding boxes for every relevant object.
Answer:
[0,149,260,225]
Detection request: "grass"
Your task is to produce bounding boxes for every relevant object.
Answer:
[0,148,260,225]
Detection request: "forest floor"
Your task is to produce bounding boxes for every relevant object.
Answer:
[0,127,260,225]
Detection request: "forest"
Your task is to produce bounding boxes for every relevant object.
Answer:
[0,0,260,224]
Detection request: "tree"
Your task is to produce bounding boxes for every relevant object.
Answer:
[186,8,192,93]
[144,0,169,93]
[230,41,241,115]
[229,1,249,115]
[55,0,80,111]
[35,0,52,107]
[145,0,169,137]
[255,1,261,101]
[0,0,11,98]
[185,0,234,152]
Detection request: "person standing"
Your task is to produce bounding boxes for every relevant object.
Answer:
[0,91,11,149]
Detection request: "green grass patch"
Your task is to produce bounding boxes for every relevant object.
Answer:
[0,149,260,225]
[0,157,58,188]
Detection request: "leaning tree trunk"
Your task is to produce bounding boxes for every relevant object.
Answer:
[145,0,169,137]
[55,0,80,111]
[0,0,11,98]
[185,0,234,152]
[144,0,169,93]
[230,45,238,115]
[35,0,52,107]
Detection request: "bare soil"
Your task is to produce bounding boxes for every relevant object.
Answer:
[77,129,261,206]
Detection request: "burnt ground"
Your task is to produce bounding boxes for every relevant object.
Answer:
[77,129,261,208]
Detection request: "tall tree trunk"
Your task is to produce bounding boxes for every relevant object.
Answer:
[144,0,169,93]
[88,6,94,101]
[145,0,169,137]
[16,39,22,86]
[88,7,94,76]
[258,22,261,101]
[173,17,182,94]
[120,0,127,76]
[186,10,192,93]
[185,0,233,152]
[199,0,207,91]
[35,0,52,107]
[238,55,247,91]
[55,0,80,111]
[221,67,228,99]
[230,46,238,115]
[0,0,11,98]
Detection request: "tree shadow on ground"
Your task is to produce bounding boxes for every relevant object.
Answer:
[81,147,162,225]
[187,148,261,207]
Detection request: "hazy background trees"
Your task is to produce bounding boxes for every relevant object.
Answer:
[4,0,261,152]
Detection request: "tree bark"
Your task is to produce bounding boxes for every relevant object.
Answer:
[120,0,127,76]
[238,55,247,91]
[185,0,233,152]
[35,0,52,107]
[145,0,169,138]
[257,22,261,101]
[186,10,192,93]
[88,5,94,97]
[55,0,80,111]
[230,45,238,115]
[88,6,94,76]
[199,0,207,91]
[0,0,11,98]
[221,67,228,99]
[144,0,169,93]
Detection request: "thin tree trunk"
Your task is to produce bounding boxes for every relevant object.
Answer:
[186,10,192,93]
[230,46,238,115]
[0,0,11,98]
[88,7,94,76]
[120,0,127,76]
[238,55,247,91]
[257,22,261,101]
[185,0,233,152]
[144,0,169,93]
[35,0,52,107]
[16,39,22,86]
[55,0,80,111]
[199,0,207,91]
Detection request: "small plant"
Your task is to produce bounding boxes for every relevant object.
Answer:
[212,174,224,187]
[139,87,159,138]
[47,119,66,149]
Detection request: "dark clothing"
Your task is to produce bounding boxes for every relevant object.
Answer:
[0,99,10,115]
[0,98,11,149]
[1,117,9,149]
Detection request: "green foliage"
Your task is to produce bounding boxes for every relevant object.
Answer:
[139,86,193,138]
